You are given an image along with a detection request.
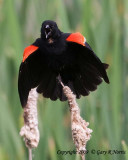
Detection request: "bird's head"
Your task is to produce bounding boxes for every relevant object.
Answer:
[41,20,61,41]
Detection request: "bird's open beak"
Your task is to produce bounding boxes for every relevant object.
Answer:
[45,25,52,39]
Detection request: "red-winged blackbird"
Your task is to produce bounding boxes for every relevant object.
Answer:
[18,20,109,108]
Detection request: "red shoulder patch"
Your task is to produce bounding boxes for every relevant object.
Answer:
[23,45,39,62]
[66,32,86,46]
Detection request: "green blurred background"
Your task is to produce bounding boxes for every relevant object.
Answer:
[0,0,128,160]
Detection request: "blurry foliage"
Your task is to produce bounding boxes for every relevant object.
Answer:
[0,0,128,160]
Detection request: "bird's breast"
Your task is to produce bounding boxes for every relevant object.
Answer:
[40,37,75,72]
[44,53,67,72]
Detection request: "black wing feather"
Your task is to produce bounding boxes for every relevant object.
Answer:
[60,40,109,98]
[18,50,44,107]
[18,47,66,107]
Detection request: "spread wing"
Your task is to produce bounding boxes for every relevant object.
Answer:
[60,32,109,98]
[18,41,65,107]
[18,44,45,107]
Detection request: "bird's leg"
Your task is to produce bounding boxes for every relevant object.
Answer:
[57,74,64,87]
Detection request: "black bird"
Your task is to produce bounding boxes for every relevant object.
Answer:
[18,20,109,107]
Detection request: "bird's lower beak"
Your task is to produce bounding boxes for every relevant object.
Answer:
[45,31,51,39]
[45,25,52,39]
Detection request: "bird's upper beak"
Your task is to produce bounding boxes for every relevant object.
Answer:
[45,25,52,39]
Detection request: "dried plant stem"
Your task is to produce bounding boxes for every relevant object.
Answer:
[29,148,32,160]
[58,76,93,160]
[20,88,39,160]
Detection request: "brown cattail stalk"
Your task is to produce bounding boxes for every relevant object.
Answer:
[20,88,39,160]
[58,76,93,160]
